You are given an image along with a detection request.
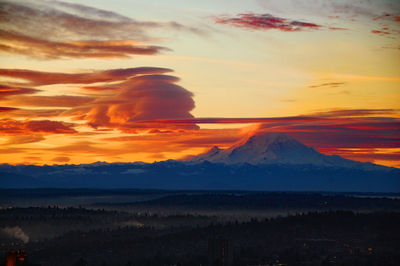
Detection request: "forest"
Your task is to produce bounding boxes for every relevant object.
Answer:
[1,190,399,265]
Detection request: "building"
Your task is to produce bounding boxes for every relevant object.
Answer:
[208,238,233,266]
[5,250,27,266]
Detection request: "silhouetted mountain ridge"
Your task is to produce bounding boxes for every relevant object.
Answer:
[0,133,399,192]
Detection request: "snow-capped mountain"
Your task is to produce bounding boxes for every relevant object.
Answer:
[189,132,373,168]
[1,132,398,191]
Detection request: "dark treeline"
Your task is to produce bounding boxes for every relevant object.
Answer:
[114,192,400,210]
[2,189,400,211]
[1,209,399,266]
[0,188,166,200]
[0,207,218,242]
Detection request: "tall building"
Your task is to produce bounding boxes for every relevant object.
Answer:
[208,238,233,266]
[5,250,27,266]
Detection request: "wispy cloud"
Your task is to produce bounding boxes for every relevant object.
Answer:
[0,106,18,112]
[3,95,95,107]
[0,31,169,59]
[0,119,76,135]
[257,0,400,21]
[310,109,400,117]
[0,0,201,59]
[308,82,346,88]
[140,109,400,151]
[214,13,323,32]
[97,108,400,166]
[0,108,65,118]
[52,156,71,163]
[0,67,172,86]
[6,134,45,145]
[0,84,40,99]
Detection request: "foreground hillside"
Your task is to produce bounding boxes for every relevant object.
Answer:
[1,208,399,266]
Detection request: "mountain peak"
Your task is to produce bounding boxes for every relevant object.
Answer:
[255,132,292,140]
[209,146,221,152]
[188,132,364,167]
[244,132,297,146]
[189,145,224,163]
[253,131,290,138]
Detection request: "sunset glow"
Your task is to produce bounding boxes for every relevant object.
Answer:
[0,0,399,167]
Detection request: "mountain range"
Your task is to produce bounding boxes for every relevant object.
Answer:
[1,133,399,192]
[189,132,373,168]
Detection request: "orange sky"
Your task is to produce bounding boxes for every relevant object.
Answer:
[0,0,399,167]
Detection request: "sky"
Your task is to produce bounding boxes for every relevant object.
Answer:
[0,0,399,167]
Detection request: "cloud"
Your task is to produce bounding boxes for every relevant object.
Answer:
[139,109,400,150]
[308,82,346,88]
[0,106,18,112]
[23,156,42,163]
[257,0,400,21]
[0,119,76,135]
[309,109,399,117]
[0,0,194,40]
[3,107,398,167]
[106,128,242,148]
[254,117,400,150]
[49,141,120,155]
[143,116,324,125]
[0,147,26,154]
[0,0,202,59]
[327,2,389,18]
[0,67,197,132]
[175,135,242,147]
[0,67,172,86]
[68,74,197,131]
[103,109,399,167]
[373,13,392,21]
[6,134,45,145]
[149,109,400,124]
[328,27,348,30]
[152,108,398,166]
[280,98,297,102]
[0,108,65,118]
[370,12,400,37]
[371,29,390,35]
[214,13,323,32]
[256,0,399,40]
[319,148,400,163]
[4,95,95,107]
[0,226,29,243]
[87,128,244,157]
[0,30,169,59]
[52,156,71,163]
[0,84,40,99]
[373,12,400,23]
